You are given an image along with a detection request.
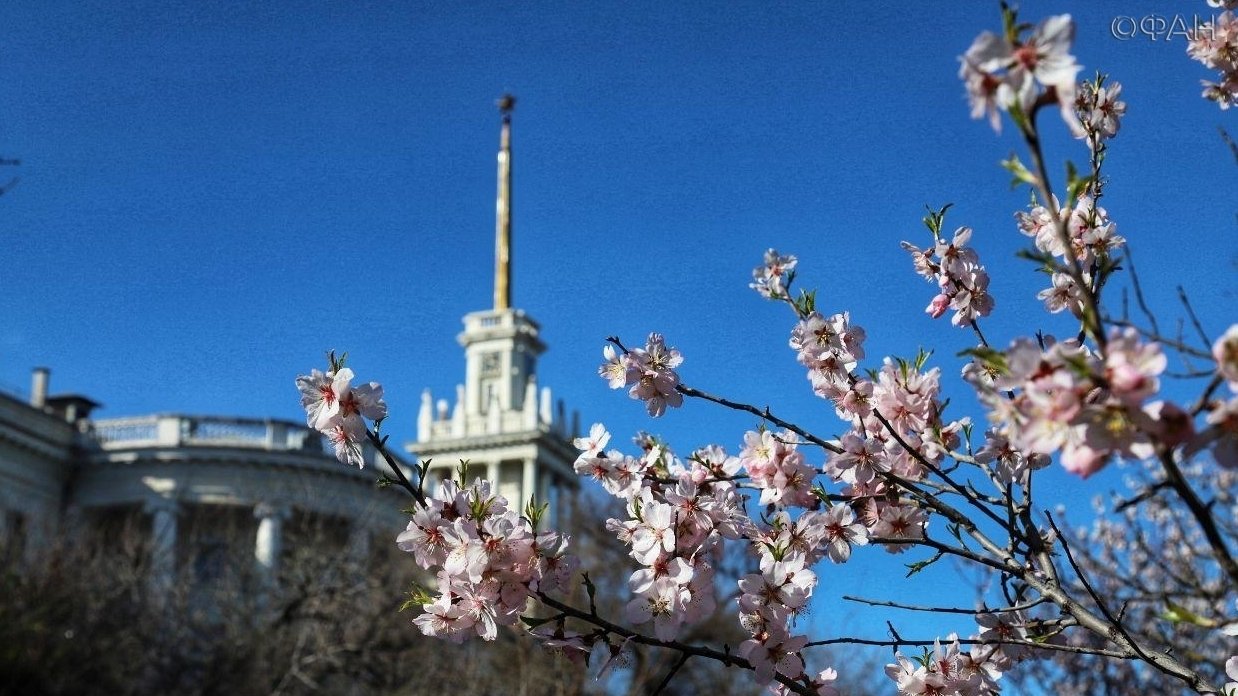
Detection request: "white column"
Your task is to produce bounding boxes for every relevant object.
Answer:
[254,503,289,580]
[522,459,536,507]
[145,497,178,599]
[486,461,499,488]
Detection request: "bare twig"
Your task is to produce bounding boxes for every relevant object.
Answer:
[1177,285,1212,347]
[842,594,1046,616]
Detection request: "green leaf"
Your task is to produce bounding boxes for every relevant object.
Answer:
[1160,600,1216,628]
[922,203,953,236]
[904,551,943,577]
[1001,154,1036,188]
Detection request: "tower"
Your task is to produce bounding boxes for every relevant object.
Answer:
[409,96,580,521]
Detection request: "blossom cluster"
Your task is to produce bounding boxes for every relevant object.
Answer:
[902,225,996,328]
[396,477,578,643]
[885,613,1029,696]
[823,357,957,552]
[965,329,1183,477]
[959,12,1083,134]
[788,309,867,411]
[572,425,847,693]
[1073,76,1126,149]
[1187,6,1238,109]
[295,365,387,467]
[1015,194,1125,315]
[599,333,684,417]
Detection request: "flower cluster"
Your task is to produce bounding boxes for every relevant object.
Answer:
[571,426,850,693]
[739,430,819,508]
[1073,76,1126,149]
[1015,195,1125,315]
[825,358,954,551]
[574,429,740,642]
[789,309,867,411]
[751,248,799,299]
[966,329,1180,477]
[295,365,387,467]
[902,225,996,328]
[885,620,1021,696]
[599,333,684,417]
[396,477,578,643]
[960,12,1083,134]
[1187,7,1238,109]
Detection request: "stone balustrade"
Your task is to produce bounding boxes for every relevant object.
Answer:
[91,415,325,453]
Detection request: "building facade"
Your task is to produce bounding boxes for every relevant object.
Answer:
[0,96,580,581]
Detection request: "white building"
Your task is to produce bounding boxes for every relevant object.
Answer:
[409,95,581,524]
[0,371,404,586]
[0,96,580,581]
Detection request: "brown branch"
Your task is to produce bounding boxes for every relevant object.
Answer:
[676,384,842,454]
[842,594,1047,616]
[1177,285,1212,347]
[1157,450,1238,586]
[535,592,816,696]
[1123,249,1160,337]
[803,634,1131,659]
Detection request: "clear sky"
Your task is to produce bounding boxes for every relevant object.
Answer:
[2,0,1235,681]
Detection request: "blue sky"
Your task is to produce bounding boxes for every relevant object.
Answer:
[2,0,1234,680]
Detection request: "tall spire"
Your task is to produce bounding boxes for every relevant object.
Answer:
[494,94,515,311]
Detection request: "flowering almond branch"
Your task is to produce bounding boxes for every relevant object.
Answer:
[294,5,1237,695]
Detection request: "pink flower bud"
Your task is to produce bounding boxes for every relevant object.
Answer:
[926,293,951,319]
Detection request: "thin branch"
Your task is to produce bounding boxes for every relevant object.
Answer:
[1177,285,1212,347]
[842,595,1046,616]
[1123,249,1160,337]
[1157,450,1238,586]
[1044,511,1174,682]
[677,384,842,454]
[535,592,816,696]
[1113,480,1172,514]
[869,536,1014,574]
[1104,319,1213,359]
[650,653,690,696]
[803,635,1131,659]
[365,429,426,506]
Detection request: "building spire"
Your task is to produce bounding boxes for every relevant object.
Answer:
[494,94,515,311]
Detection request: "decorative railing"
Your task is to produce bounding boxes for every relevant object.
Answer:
[91,415,326,453]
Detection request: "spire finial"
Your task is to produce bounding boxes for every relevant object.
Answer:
[494,94,515,310]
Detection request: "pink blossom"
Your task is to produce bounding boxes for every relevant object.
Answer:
[625,333,685,417]
[1102,328,1166,404]
[296,367,353,430]
[1075,78,1126,144]
[323,414,367,468]
[413,594,475,643]
[873,504,927,553]
[960,14,1083,134]
[624,577,690,641]
[338,380,387,422]
[572,422,611,457]
[751,248,799,299]
[737,625,808,686]
[926,293,950,319]
[819,503,869,562]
